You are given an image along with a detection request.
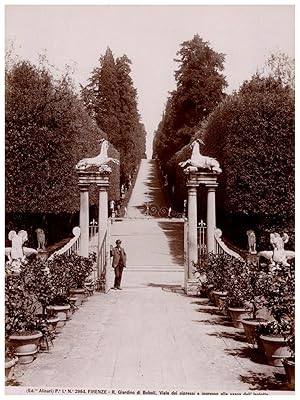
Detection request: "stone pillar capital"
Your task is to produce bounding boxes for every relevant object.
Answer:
[97,185,109,191]
[206,184,218,190]
[187,186,198,194]
[78,183,90,192]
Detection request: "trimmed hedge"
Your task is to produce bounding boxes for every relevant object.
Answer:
[204,76,294,248]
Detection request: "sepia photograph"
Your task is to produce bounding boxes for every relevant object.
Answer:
[4,1,295,397]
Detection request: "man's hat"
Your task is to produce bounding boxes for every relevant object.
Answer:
[116,239,122,245]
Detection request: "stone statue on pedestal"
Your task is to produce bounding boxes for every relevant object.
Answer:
[76,139,119,172]
[5,230,37,273]
[258,232,295,268]
[35,228,46,251]
[246,230,257,254]
[179,139,222,174]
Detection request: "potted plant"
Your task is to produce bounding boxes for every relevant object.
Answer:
[240,264,272,346]
[194,252,230,307]
[20,257,60,345]
[256,261,294,367]
[222,258,253,328]
[68,252,96,306]
[5,272,42,364]
[46,254,74,329]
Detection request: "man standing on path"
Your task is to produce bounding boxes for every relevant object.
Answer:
[110,239,127,290]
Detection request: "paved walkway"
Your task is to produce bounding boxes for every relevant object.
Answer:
[8,160,290,394]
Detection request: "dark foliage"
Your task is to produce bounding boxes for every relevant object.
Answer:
[153,35,227,173]
[81,48,146,184]
[203,75,294,248]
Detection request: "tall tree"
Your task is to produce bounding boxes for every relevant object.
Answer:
[92,47,121,146]
[82,49,146,183]
[115,55,143,179]
[5,58,120,244]
[261,51,295,90]
[203,75,294,248]
[153,34,227,173]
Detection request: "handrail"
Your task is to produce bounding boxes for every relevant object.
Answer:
[214,228,244,261]
[48,227,81,260]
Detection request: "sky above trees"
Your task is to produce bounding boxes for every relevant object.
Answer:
[5,3,294,157]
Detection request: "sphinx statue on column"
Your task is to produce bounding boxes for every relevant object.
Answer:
[179,139,222,174]
[258,232,295,269]
[76,139,119,173]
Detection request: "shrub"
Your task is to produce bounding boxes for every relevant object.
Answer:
[203,75,294,248]
[5,271,38,335]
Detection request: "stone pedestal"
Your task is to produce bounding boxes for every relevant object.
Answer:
[77,170,110,270]
[37,250,49,261]
[245,253,259,269]
[184,171,220,296]
[186,279,200,296]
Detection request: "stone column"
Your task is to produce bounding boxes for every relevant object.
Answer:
[206,185,217,254]
[186,184,199,295]
[98,186,108,246]
[79,184,90,257]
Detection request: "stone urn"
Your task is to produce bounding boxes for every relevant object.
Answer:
[260,335,291,367]
[8,331,43,364]
[228,307,252,329]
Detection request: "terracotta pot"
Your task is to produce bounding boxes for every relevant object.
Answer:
[39,335,54,352]
[205,284,214,298]
[212,291,228,308]
[47,316,60,333]
[69,288,86,306]
[46,305,71,332]
[260,335,291,367]
[9,331,42,364]
[218,296,229,316]
[241,318,269,346]
[228,307,252,329]
[68,297,78,313]
[5,356,18,381]
[282,358,295,389]
[85,282,94,296]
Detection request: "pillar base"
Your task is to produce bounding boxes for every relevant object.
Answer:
[185,279,200,296]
